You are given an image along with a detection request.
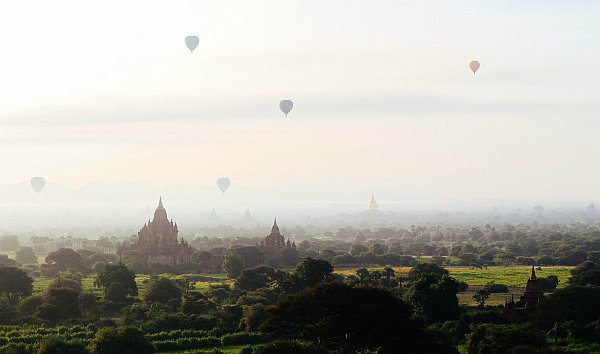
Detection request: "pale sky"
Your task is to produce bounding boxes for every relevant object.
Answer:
[1,1,599,201]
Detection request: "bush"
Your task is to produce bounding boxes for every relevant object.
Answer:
[20,295,44,315]
[35,336,88,354]
[220,332,267,346]
[466,324,547,354]
[485,282,509,293]
[105,282,128,302]
[89,326,154,354]
[254,340,327,354]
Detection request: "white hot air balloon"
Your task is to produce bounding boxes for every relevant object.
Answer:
[217,178,230,194]
[469,60,480,74]
[185,36,199,53]
[279,100,293,117]
[30,177,46,194]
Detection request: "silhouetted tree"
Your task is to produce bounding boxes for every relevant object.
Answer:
[0,266,33,303]
[95,263,138,297]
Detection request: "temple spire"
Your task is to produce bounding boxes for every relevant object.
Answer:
[158,197,164,209]
[271,218,280,234]
[367,193,379,210]
[530,265,537,280]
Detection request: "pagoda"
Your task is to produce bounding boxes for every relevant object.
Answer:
[117,198,193,264]
[503,266,545,323]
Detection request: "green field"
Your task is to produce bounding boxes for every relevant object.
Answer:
[335,265,573,288]
[31,265,573,299]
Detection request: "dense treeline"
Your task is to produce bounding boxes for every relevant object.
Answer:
[1,220,600,353]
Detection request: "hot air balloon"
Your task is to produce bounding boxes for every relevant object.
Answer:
[469,60,480,74]
[185,36,199,53]
[31,177,46,194]
[217,178,230,194]
[279,100,293,117]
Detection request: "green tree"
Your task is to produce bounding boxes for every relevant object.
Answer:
[35,336,88,354]
[48,277,82,293]
[261,282,456,353]
[535,286,600,330]
[45,248,84,270]
[473,289,490,308]
[105,282,128,302]
[0,265,33,302]
[15,246,37,264]
[294,257,334,288]
[143,277,182,305]
[466,324,547,354]
[237,266,284,291]
[349,244,368,255]
[230,246,266,268]
[408,262,449,281]
[89,326,154,354]
[223,253,245,279]
[405,273,461,323]
[45,287,80,319]
[94,263,138,297]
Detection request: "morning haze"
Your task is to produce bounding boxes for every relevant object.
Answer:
[1,2,600,354]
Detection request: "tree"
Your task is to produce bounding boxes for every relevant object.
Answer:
[473,289,490,308]
[0,266,33,302]
[0,254,17,266]
[261,282,455,353]
[236,266,284,291]
[484,282,509,293]
[45,248,84,270]
[36,336,88,354]
[406,273,461,323]
[230,246,266,268]
[349,244,368,255]
[15,246,37,264]
[254,340,327,354]
[45,287,80,319]
[569,261,600,286]
[94,263,138,297]
[192,250,214,266]
[223,253,245,279]
[0,235,19,252]
[48,277,82,293]
[408,262,449,281]
[89,326,154,354]
[369,243,388,255]
[143,277,182,305]
[294,258,334,288]
[105,282,128,302]
[466,324,547,354]
[535,286,600,330]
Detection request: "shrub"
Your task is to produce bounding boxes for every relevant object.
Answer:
[485,282,509,293]
[254,340,327,354]
[89,326,154,354]
[35,336,88,354]
[220,332,267,346]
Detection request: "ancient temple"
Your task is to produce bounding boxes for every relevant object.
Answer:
[503,266,545,323]
[117,198,193,264]
[366,193,383,215]
[257,218,296,256]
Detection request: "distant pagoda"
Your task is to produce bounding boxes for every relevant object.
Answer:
[366,193,383,215]
[117,198,193,264]
[257,218,296,256]
[503,266,545,323]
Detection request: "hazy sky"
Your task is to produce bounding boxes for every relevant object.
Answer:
[1,1,599,201]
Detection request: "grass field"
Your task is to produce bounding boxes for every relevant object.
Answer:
[31,265,572,303]
[335,265,573,288]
